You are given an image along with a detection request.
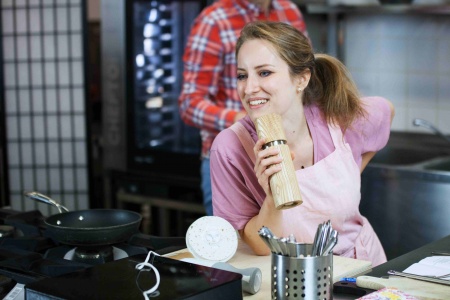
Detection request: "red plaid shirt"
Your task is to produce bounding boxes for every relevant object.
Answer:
[179,0,308,158]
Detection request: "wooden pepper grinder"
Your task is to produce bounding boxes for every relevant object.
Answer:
[256,113,303,210]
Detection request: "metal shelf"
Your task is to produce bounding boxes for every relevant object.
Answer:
[300,3,450,58]
[305,3,450,15]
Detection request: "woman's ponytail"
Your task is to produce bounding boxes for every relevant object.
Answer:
[304,54,365,131]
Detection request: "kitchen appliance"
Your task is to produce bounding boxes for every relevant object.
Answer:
[101,0,208,181]
[0,209,242,299]
[24,254,243,300]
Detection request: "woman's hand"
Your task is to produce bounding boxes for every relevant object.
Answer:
[253,138,283,197]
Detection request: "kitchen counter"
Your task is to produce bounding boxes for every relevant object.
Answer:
[357,234,450,299]
[166,240,373,299]
[365,234,450,278]
[19,235,450,299]
[167,236,450,299]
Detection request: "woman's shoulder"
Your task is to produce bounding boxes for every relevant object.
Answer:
[212,117,253,147]
[361,96,392,116]
[358,96,392,132]
[211,117,257,160]
[348,96,392,152]
[211,127,240,152]
[306,97,391,131]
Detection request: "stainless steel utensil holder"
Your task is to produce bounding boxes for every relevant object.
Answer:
[271,244,333,300]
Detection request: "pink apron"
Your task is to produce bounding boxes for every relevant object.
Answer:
[230,121,387,266]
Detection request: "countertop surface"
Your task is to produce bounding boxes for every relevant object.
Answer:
[166,240,372,299]
[166,236,450,299]
[365,234,450,278]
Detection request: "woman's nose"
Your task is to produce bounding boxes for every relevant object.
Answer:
[244,75,260,95]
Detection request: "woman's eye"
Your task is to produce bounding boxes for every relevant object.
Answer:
[259,70,272,77]
[237,74,247,81]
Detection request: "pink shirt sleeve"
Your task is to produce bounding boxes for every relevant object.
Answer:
[345,96,392,167]
[210,123,265,230]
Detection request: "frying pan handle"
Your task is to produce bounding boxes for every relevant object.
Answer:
[23,191,70,213]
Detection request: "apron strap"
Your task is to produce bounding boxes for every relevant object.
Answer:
[229,122,256,164]
[328,122,349,151]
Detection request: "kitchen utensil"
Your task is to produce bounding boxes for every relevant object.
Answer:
[268,235,283,255]
[318,221,330,255]
[323,230,339,256]
[24,191,142,246]
[272,243,333,299]
[387,270,450,285]
[422,273,450,279]
[257,231,273,250]
[312,221,335,256]
[260,225,275,238]
[259,222,339,258]
[278,237,290,257]
[258,226,284,255]
[288,233,296,242]
[255,113,302,210]
[181,258,262,295]
[312,223,322,255]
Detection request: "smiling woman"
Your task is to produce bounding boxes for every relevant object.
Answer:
[210,21,395,267]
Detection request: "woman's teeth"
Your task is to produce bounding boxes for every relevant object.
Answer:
[249,99,268,106]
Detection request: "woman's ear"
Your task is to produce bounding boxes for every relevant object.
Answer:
[297,70,311,90]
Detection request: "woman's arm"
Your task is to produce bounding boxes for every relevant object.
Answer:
[239,198,281,256]
[360,151,377,172]
[238,138,287,255]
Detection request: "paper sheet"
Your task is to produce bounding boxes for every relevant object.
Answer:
[403,256,450,280]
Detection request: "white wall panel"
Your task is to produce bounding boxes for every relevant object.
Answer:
[1,0,89,214]
[345,14,450,133]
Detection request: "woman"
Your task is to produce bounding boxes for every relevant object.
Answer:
[210,21,394,266]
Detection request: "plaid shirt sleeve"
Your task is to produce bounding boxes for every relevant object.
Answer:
[178,13,238,135]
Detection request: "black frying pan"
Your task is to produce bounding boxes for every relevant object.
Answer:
[25,191,142,247]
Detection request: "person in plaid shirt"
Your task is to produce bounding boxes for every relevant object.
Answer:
[178,0,309,216]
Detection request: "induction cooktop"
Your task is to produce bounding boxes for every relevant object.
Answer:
[24,254,243,299]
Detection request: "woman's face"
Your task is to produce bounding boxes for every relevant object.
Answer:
[236,39,301,123]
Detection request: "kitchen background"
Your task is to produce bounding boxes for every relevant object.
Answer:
[0,0,449,258]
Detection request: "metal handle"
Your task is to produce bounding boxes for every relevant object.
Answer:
[23,191,69,213]
[181,258,262,295]
[387,270,450,286]
[212,262,262,295]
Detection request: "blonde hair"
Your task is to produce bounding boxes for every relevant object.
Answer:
[236,21,365,131]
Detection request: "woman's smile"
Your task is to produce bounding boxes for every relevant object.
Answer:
[248,97,268,107]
